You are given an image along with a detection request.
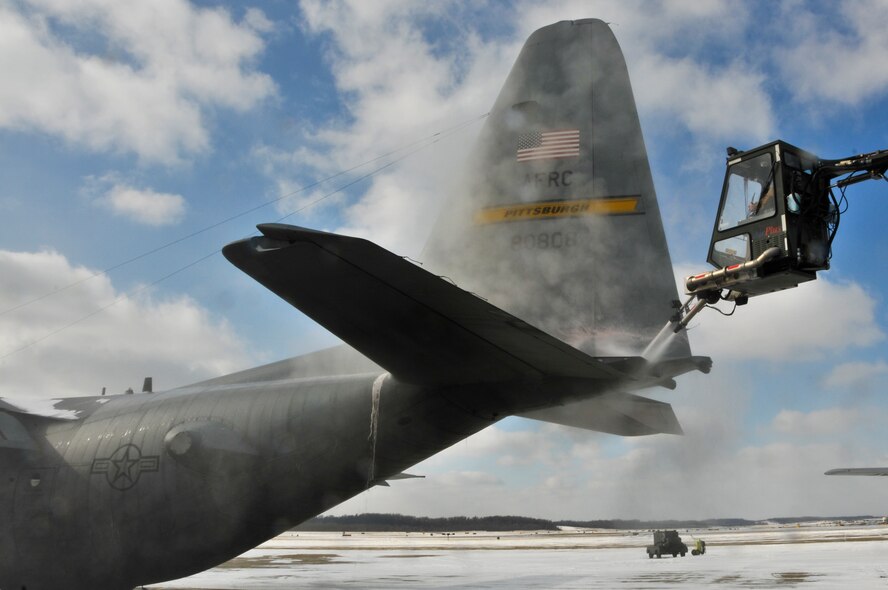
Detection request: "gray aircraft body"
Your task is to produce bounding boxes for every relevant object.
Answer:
[0,19,708,588]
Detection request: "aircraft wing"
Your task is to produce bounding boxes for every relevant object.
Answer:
[825,468,888,476]
[224,224,635,386]
[0,412,40,451]
[0,397,120,451]
[0,398,82,420]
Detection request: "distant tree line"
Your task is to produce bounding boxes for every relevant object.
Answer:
[764,515,875,525]
[294,513,879,533]
[556,518,756,529]
[295,513,558,532]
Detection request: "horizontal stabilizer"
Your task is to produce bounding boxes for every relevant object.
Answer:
[519,391,682,436]
[371,472,425,487]
[386,472,425,480]
[223,224,628,386]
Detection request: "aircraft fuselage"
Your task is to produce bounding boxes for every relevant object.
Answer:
[0,373,575,589]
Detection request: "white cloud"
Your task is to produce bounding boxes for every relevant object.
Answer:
[333,163,460,255]
[99,183,186,226]
[244,7,275,34]
[0,0,275,163]
[771,408,861,437]
[285,1,508,254]
[438,471,504,487]
[428,424,561,468]
[779,0,888,106]
[631,55,773,142]
[0,248,253,397]
[675,265,884,362]
[822,360,888,390]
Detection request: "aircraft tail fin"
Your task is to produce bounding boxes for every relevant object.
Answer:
[422,19,689,360]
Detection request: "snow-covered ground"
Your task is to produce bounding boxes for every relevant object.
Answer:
[147,522,888,589]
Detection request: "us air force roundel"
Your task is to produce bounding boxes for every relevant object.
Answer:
[91,444,159,491]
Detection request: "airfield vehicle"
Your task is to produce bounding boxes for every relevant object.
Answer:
[646,530,688,558]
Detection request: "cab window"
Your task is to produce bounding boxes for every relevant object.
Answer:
[718,153,776,230]
[711,234,751,266]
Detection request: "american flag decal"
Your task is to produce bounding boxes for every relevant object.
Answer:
[516,129,580,162]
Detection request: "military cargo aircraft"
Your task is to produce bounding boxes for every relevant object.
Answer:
[0,19,708,588]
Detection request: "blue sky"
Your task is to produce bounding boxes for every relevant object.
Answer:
[2,0,888,520]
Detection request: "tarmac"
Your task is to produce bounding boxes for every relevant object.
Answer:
[146,521,888,589]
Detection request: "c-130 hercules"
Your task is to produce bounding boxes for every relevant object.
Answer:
[0,20,711,588]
